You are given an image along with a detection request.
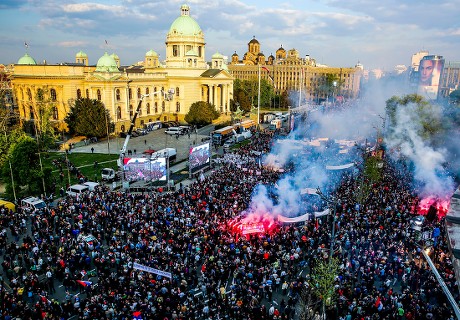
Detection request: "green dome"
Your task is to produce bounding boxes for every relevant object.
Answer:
[168,4,202,36]
[76,50,87,58]
[145,49,158,57]
[212,52,223,59]
[110,53,119,60]
[95,52,120,72]
[17,53,37,65]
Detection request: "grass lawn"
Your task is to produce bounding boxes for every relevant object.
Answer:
[42,152,118,190]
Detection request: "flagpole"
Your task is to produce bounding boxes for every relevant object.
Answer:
[257,64,261,128]
[298,68,303,108]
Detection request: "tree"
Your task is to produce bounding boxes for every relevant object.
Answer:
[65,98,112,138]
[33,87,57,151]
[449,89,460,105]
[385,94,443,142]
[1,135,53,198]
[184,101,220,126]
[233,78,275,112]
[308,257,340,319]
[314,74,343,102]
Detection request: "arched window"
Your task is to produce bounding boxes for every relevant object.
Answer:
[146,88,149,95]
[50,89,57,101]
[129,105,133,118]
[52,107,58,120]
[137,88,141,99]
[29,105,34,119]
[121,124,125,132]
[146,103,150,114]
[86,89,89,98]
[116,89,120,101]
[161,101,165,112]
[97,89,101,101]
[154,87,157,94]
[27,88,32,101]
[117,106,122,120]
[128,88,132,99]
[37,89,44,100]
[176,102,180,112]
[154,102,158,113]
[176,87,180,97]
[77,89,82,99]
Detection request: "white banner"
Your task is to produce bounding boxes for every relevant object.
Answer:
[133,262,172,279]
[277,209,330,223]
[326,163,355,170]
[300,188,319,195]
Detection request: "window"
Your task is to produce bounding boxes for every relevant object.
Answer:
[37,89,44,100]
[97,89,101,101]
[86,89,89,98]
[120,125,125,132]
[176,87,179,97]
[129,88,132,99]
[52,107,58,120]
[198,46,202,57]
[77,89,82,99]
[146,103,150,114]
[154,102,158,113]
[161,101,165,112]
[50,89,57,101]
[116,89,120,101]
[173,45,179,57]
[154,87,157,94]
[137,88,141,99]
[129,105,133,118]
[27,88,32,101]
[146,88,149,95]
[117,106,122,120]
[176,102,180,112]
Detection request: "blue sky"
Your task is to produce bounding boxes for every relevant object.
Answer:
[1,0,459,70]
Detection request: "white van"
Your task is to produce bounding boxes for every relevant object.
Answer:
[21,196,47,212]
[151,148,177,164]
[165,127,183,135]
[67,184,89,197]
[83,181,100,191]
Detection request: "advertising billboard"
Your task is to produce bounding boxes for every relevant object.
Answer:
[189,143,211,173]
[418,55,444,100]
[123,157,166,182]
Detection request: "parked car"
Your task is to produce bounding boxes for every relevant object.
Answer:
[165,127,183,135]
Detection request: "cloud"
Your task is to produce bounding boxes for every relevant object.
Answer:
[56,41,88,48]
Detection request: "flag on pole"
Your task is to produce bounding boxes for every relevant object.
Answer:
[261,66,274,83]
[24,41,29,49]
[105,39,108,45]
[76,280,93,287]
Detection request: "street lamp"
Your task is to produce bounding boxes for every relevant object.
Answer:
[105,108,110,154]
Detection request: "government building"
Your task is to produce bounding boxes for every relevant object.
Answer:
[10,4,233,133]
[228,37,362,103]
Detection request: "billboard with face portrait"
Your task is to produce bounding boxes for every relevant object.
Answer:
[418,55,444,99]
[189,143,211,174]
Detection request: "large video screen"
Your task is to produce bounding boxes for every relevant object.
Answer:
[189,143,210,173]
[123,157,166,182]
[418,56,444,99]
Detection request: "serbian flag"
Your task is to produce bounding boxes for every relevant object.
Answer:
[374,296,381,308]
[40,295,51,305]
[261,66,274,83]
[133,311,143,320]
[76,280,92,287]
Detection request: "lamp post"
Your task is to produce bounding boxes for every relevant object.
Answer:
[316,187,338,265]
[105,108,110,154]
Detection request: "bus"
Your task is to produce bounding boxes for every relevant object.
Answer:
[212,126,235,146]
[238,119,256,131]
[144,121,162,132]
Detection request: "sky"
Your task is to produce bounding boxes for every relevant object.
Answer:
[1,0,459,70]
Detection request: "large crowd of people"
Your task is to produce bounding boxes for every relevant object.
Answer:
[0,129,459,320]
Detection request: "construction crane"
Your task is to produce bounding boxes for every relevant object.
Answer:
[117,89,174,169]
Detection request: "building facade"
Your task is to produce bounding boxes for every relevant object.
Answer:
[11,4,233,134]
[229,37,362,102]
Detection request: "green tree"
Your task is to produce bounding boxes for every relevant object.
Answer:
[315,74,343,102]
[385,94,442,141]
[65,98,112,138]
[449,89,460,105]
[1,135,52,198]
[33,88,57,150]
[184,101,220,126]
[309,257,340,318]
